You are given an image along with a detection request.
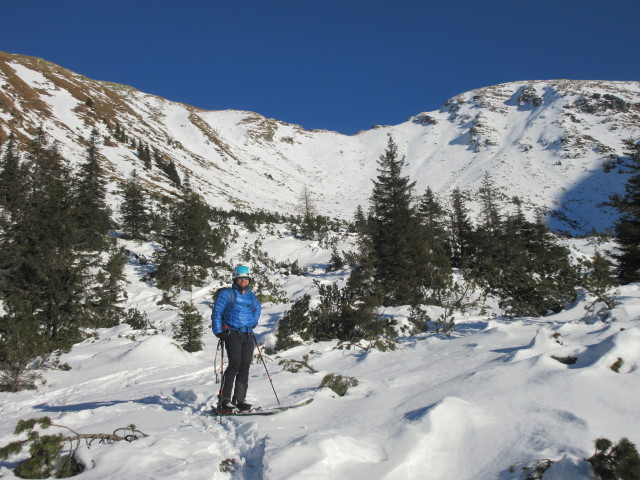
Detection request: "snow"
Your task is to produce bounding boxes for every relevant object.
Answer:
[8,62,84,132]
[1,226,639,480]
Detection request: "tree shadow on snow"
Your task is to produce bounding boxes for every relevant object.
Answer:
[546,154,630,235]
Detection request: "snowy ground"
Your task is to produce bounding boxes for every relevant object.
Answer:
[1,227,639,480]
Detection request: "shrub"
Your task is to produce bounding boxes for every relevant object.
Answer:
[124,308,149,330]
[319,374,359,396]
[610,357,624,373]
[273,283,395,352]
[586,437,640,480]
[278,354,318,374]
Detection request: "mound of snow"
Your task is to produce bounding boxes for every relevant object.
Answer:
[116,335,195,367]
[389,397,497,480]
[511,327,564,362]
[576,327,640,373]
[543,454,595,480]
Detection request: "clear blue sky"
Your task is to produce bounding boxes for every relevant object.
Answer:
[2,0,639,134]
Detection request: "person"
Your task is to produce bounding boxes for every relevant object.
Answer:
[211,265,261,411]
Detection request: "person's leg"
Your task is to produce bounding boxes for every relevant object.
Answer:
[232,333,255,404]
[221,332,241,402]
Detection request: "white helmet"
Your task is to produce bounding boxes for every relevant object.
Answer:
[232,265,252,280]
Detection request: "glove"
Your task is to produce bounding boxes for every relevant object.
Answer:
[215,330,229,340]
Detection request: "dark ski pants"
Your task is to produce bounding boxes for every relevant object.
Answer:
[221,331,255,403]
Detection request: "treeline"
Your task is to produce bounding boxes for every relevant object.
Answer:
[274,137,637,351]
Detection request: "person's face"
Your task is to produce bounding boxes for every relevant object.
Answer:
[235,277,250,290]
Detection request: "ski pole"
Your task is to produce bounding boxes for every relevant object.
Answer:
[214,338,222,383]
[217,338,226,421]
[253,334,280,405]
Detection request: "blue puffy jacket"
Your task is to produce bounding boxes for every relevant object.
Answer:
[211,285,261,335]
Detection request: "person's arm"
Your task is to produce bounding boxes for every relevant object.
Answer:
[211,289,231,335]
[253,293,261,328]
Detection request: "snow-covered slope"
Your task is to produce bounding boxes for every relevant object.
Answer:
[1,51,639,233]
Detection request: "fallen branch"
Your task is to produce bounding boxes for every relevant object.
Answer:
[0,417,149,478]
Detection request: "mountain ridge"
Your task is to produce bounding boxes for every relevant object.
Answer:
[1,51,639,233]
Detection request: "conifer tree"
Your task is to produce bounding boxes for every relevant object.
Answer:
[346,206,379,306]
[1,129,89,356]
[448,188,474,268]
[353,205,367,234]
[173,301,205,352]
[477,174,502,233]
[164,159,181,186]
[580,250,617,311]
[154,150,181,186]
[0,301,47,391]
[417,187,452,297]
[73,129,112,251]
[467,176,504,281]
[473,202,578,316]
[418,187,448,246]
[297,186,321,239]
[607,139,640,283]
[87,247,129,328]
[119,170,150,240]
[366,137,432,306]
[154,184,227,290]
[0,134,26,213]
[136,140,151,170]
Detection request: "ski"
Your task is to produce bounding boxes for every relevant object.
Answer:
[205,397,314,417]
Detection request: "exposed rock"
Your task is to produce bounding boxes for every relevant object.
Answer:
[412,114,438,125]
[517,85,544,107]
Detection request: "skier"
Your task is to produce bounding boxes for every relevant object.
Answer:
[212,265,261,411]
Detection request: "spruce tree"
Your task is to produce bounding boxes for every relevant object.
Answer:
[346,206,379,306]
[366,137,431,306]
[22,134,89,347]
[417,187,452,302]
[418,187,448,246]
[479,204,578,316]
[73,129,112,251]
[87,247,129,328]
[165,159,181,186]
[448,187,474,268]
[137,140,151,170]
[154,185,227,290]
[467,176,505,283]
[154,150,181,186]
[0,301,47,391]
[580,250,617,311]
[119,170,150,240]
[173,301,205,352]
[1,129,89,356]
[477,174,502,233]
[607,139,640,283]
[298,186,319,239]
[0,134,26,214]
